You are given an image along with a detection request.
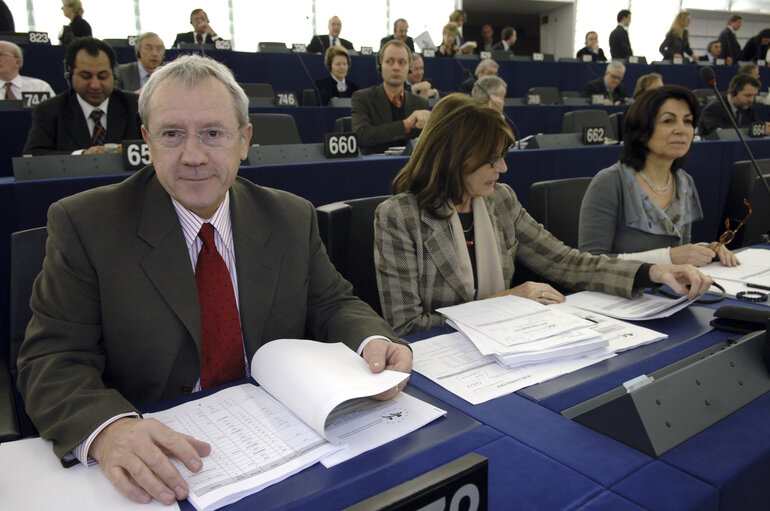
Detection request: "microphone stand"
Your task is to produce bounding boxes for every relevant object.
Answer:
[701,66,770,199]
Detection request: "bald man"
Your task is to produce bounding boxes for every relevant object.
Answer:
[307,16,354,54]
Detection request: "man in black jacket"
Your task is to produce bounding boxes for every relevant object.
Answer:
[307,16,354,54]
[609,10,632,59]
[581,61,628,105]
[23,37,141,156]
[718,14,743,66]
[698,73,769,137]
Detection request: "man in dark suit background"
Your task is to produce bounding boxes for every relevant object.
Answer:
[700,40,722,64]
[475,24,495,54]
[380,18,414,52]
[17,53,411,506]
[351,39,430,154]
[718,14,743,66]
[491,27,516,53]
[307,16,354,54]
[609,9,632,59]
[0,0,14,32]
[576,31,607,62]
[698,73,769,137]
[458,58,499,94]
[22,37,141,156]
[116,32,165,93]
[172,8,221,48]
[581,60,628,105]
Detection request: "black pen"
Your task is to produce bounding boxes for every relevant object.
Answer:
[746,283,770,291]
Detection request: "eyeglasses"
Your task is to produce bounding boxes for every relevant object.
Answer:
[718,199,752,246]
[147,128,240,149]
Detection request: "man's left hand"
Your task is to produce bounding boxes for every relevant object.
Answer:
[362,338,412,401]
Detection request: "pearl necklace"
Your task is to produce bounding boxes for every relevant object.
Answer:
[639,171,672,195]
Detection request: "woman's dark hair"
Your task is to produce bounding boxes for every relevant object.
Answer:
[392,93,514,217]
[620,84,699,172]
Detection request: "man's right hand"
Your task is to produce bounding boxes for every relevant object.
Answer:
[90,417,211,506]
[405,109,431,130]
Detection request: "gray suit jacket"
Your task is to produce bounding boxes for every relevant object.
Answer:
[374,184,644,335]
[116,61,141,92]
[351,84,429,154]
[17,166,401,461]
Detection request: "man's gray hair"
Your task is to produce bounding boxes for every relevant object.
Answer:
[138,54,248,127]
[606,60,626,74]
[472,76,507,101]
[475,58,499,76]
[0,40,23,66]
[136,32,162,49]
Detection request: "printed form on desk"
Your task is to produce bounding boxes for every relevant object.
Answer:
[413,303,666,404]
[145,339,445,511]
[701,248,770,305]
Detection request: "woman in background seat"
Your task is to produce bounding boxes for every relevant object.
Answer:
[579,85,738,267]
[315,46,359,106]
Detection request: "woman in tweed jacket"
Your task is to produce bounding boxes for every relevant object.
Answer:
[374,94,712,336]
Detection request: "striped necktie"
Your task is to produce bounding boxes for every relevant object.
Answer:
[4,82,15,100]
[90,109,106,146]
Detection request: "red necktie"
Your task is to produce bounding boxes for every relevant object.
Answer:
[196,33,203,44]
[4,82,15,100]
[196,223,245,389]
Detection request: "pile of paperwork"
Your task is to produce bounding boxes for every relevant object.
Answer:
[701,248,770,306]
[414,296,667,404]
[146,340,446,511]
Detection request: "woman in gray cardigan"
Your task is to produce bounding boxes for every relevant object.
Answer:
[579,85,738,267]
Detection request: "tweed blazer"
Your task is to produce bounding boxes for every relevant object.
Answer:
[17,166,401,461]
[374,183,644,335]
[351,84,429,154]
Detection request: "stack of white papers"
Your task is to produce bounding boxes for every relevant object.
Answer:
[414,300,667,404]
[701,248,770,306]
[565,290,693,320]
[438,296,607,368]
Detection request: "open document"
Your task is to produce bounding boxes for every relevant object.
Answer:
[146,340,445,511]
[413,305,666,404]
[701,248,770,306]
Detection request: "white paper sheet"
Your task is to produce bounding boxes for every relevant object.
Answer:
[146,384,341,511]
[565,290,692,320]
[412,332,616,405]
[320,392,447,467]
[251,340,409,439]
[0,437,175,510]
[438,295,594,347]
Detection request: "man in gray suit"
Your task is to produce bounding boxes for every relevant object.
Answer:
[18,54,411,506]
[116,32,165,93]
[351,39,430,154]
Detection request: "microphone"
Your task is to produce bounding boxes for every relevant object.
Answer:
[454,59,522,147]
[291,50,324,106]
[699,66,770,200]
